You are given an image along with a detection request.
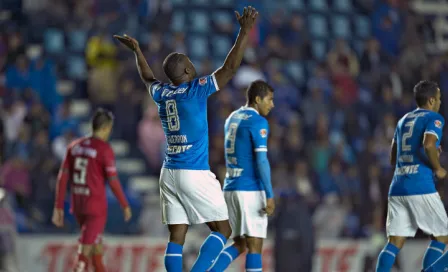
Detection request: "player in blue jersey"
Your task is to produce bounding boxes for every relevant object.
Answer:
[375,80,448,272]
[114,7,258,272]
[209,80,275,272]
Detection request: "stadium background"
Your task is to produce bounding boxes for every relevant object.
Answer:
[1,0,448,271]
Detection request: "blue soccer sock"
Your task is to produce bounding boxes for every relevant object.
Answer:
[425,248,448,272]
[246,253,262,272]
[376,243,400,272]
[191,232,227,272]
[165,242,183,272]
[209,244,241,272]
[423,240,446,270]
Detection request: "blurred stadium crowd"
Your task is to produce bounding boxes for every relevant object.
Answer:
[1,0,447,248]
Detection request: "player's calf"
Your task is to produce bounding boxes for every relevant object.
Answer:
[92,244,106,272]
[165,224,188,272]
[73,244,93,272]
[422,236,448,271]
[190,220,232,272]
[209,237,246,272]
[245,237,264,272]
[375,236,404,272]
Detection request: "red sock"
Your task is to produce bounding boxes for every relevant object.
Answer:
[73,254,89,272]
[92,254,106,272]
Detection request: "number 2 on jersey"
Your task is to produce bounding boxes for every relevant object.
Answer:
[226,123,239,154]
[166,100,180,131]
[74,157,88,185]
[402,119,417,151]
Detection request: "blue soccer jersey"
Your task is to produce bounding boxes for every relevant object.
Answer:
[223,107,271,194]
[390,108,445,196]
[149,74,219,170]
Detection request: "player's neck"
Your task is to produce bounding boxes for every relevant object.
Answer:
[418,106,433,112]
[92,133,107,142]
[246,104,259,112]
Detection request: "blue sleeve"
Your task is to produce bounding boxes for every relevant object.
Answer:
[255,151,273,199]
[249,119,269,152]
[188,74,219,98]
[250,119,272,198]
[148,81,164,98]
[425,114,445,141]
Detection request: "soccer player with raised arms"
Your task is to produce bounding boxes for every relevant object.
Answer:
[375,81,448,272]
[210,80,275,272]
[114,6,258,272]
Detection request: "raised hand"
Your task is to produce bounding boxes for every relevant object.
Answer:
[235,6,259,32]
[113,34,139,51]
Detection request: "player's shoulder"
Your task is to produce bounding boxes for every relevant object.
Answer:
[68,137,86,149]
[427,111,445,123]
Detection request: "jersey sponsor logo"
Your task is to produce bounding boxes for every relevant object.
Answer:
[166,144,193,154]
[395,164,420,176]
[166,135,188,144]
[435,120,442,128]
[71,145,97,158]
[162,87,187,97]
[226,168,244,178]
[73,186,90,196]
[260,129,267,138]
[199,77,207,86]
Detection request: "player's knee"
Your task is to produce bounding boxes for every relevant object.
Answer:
[233,237,247,254]
[216,221,232,239]
[434,235,448,244]
[246,237,263,254]
[92,244,103,255]
[388,236,406,249]
[80,244,93,257]
[168,224,188,245]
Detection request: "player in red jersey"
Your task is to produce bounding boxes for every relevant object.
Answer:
[51,108,132,272]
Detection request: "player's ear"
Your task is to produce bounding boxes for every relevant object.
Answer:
[255,96,261,104]
[185,67,191,75]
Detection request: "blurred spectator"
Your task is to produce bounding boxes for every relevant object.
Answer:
[5,55,31,91]
[372,0,403,57]
[24,101,50,136]
[52,129,76,161]
[233,49,266,89]
[29,56,60,112]
[115,78,142,142]
[327,39,359,78]
[50,100,79,140]
[138,104,165,172]
[0,156,31,208]
[2,100,26,146]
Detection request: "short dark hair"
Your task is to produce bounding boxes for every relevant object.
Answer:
[413,80,439,107]
[246,80,274,105]
[163,52,185,82]
[91,108,114,131]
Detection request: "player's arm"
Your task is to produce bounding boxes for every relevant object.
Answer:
[52,149,71,227]
[424,134,443,171]
[114,34,157,87]
[250,121,274,204]
[424,117,446,179]
[103,146,132,221]
[213,7,258,89]
[390,129,398,166]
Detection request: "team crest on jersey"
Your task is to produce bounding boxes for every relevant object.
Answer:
[260,129,267,138]
[199,77,207,86]
[435,120,442,128]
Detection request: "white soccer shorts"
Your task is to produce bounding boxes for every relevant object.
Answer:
[386,193,448,237]
[224,190,268,239]
[159,168,229,225]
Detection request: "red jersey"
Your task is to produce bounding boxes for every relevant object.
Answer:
[55,136,128,216]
